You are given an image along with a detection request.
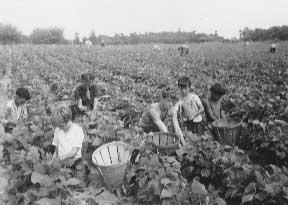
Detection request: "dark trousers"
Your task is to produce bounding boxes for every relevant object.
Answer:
[141,125,160,134]
[183,120,204,135]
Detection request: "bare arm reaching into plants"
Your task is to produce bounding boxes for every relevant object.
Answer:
[149,108,168,132]
[170,103,186,146]
[51,146,80,166]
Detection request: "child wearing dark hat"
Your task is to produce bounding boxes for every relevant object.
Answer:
[203,83,226,126]
[71,73,102,120]
[1,87,31,132]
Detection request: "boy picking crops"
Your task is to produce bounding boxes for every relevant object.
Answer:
[202,83,226,128]
[1,87,30,132]
[139,89,172,134]
[71,73,104,120]
[51,106,84,169]
[171,77,204,144]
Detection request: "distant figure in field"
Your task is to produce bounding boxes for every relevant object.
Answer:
[178,45,189,56]
[85,40,93,47]
[153,44,161,52]
[101,40,105,48]
[270,43,277,53]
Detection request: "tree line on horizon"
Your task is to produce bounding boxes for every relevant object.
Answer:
[0,23,287,45]
[239,26,288,41]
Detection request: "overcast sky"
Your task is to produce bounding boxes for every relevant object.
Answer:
[0,0,287,39]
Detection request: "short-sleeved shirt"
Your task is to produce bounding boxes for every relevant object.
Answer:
[52,122,84,159]
[173,93,203,123]
[2,99,28,123]
[74,84,99,110]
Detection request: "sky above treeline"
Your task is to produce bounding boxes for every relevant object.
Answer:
[0,0,287,39]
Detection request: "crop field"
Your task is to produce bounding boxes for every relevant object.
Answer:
[0,42,288,204]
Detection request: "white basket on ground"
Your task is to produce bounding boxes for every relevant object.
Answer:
[91,141,130,191]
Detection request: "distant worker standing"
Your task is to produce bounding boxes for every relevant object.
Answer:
[85,40,93,47]
[101,40,105,48]
[178,45,189,56]
[153,44,161,52]
[270,43,277,53]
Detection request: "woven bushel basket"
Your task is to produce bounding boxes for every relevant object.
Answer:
[212,118,242,146]
[92,142,130,191]
[147,132,179,155]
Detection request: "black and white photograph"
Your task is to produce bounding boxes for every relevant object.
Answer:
[0,0,287,204]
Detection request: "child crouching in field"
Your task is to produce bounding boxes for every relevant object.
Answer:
[139,89,172,134]
[71,73,103,121]
[171,77,204,144]
[51,106,84,170]
[0,87,31,133]
[202,83,226,128]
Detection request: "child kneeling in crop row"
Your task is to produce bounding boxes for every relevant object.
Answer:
[202,83,226,128]
[1,87,31,133]
[139,89,173,134]
[71,73,104,122]
[171,76,205,143]
[51,106,84,171]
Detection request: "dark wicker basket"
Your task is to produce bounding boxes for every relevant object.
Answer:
[212,118,242,146]
[147,132,179,155]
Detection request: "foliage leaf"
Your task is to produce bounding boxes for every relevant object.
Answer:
[242,194,254,204]
[191,179,207,195]
[35,198,60,205]
[66,177,82,186]
[160,189,173,199]
[31,172,53,187]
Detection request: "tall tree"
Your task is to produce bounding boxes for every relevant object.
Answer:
[0,23,23,44]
